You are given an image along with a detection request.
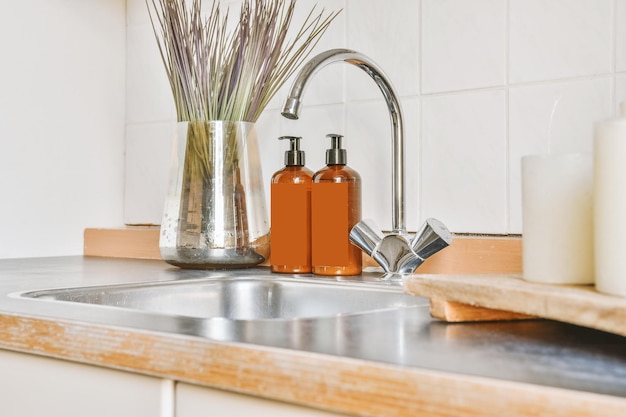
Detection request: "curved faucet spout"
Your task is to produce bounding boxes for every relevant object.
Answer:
[281,48,406,234]
[281,49,452,274]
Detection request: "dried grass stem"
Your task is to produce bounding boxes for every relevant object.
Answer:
[148,0,340,123]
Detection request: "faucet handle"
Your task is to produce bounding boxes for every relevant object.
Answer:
[349,219,384,256]
[410,218,453,260]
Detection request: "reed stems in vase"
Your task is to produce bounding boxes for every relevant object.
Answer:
[147,0,340,124]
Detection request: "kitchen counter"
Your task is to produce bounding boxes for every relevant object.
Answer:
[0,256,625,416]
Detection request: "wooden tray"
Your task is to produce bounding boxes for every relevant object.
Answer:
[404,273,626,338]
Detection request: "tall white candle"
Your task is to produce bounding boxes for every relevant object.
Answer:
[522,153,594,284]
[594,116,626,297]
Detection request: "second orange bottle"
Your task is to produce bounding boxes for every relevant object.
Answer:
[311,134,362,276]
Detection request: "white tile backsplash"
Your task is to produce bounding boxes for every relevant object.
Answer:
[617,0,626,72]
[421,90,508,234]
[509,0,613,84]
[422,0,506,94]
[125,0,626,235]
[346,0,420,99]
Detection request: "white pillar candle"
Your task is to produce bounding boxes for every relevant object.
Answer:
[522,153,594,284]
[594,116,626,297]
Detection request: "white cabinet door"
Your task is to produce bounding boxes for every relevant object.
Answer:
[176,382,346,417]
[0,349,166,417]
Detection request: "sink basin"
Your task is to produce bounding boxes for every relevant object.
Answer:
[19,273,426,321]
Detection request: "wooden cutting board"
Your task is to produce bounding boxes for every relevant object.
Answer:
[404,273,626,338]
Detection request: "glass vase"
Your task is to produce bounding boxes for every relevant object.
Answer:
[160,121,270,269]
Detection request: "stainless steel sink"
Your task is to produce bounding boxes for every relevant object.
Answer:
[19,273,426,321]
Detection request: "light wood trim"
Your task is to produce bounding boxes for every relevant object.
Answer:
[413,235,522,274]
[85,228,523,274]
[84,227,161,260]
[430,298,536,322]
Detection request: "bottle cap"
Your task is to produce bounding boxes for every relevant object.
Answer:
[325,133,347,165]
[279,136,305,166]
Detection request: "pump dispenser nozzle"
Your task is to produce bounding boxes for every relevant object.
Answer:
[325,133,347,165]
[279,136,305,167]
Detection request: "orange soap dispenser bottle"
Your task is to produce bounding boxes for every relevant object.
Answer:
[270,136,313,273]
[311,133,362,276]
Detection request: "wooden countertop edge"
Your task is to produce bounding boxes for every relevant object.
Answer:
[83,227,523,274]
[1,313,624,417]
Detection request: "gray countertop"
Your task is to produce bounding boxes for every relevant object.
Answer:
[0,256,625,414]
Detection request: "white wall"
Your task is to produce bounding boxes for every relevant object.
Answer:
[127,0,626,235]
[0,0,126,258]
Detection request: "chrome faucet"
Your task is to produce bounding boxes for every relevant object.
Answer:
[281,49,452,276]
